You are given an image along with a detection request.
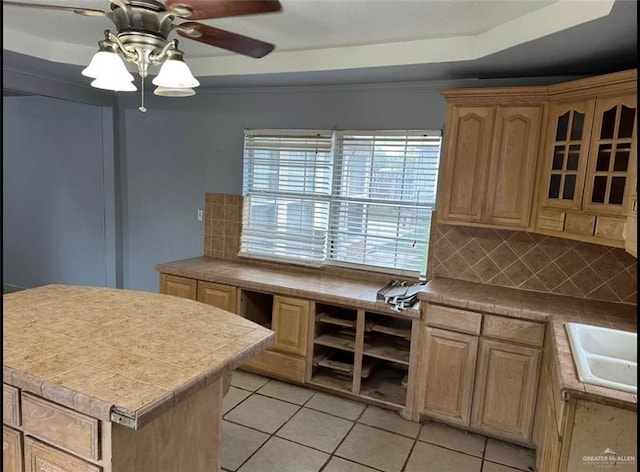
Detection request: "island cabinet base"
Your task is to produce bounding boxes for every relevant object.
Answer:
[4,377,226,472]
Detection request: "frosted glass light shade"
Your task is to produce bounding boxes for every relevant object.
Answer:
[82,51,134,82]
[91,77,137,92]
[153,86,195,97]
[152,60,200,88]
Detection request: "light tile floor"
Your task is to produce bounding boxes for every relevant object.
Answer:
[222,371,536,472]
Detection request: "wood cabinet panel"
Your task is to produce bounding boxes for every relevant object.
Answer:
[272,296,310,357]
[422,327,478,426]
[24,436,101,472]
[159,274,197,300]
[485,105,543,227]
[438,106,495,223]
[242,348,306,384]
[424,304,482,335]
[197,281,238,313]
[3,384,20,428]
[564,212,596,236]
[471,339,541,442]
[22,393,100,461]
[3,426,22,472]
[482,315,545,347]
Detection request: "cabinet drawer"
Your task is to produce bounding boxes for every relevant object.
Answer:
[537,208,565,231]
[24,436,101,472]
[242,349,306,384]
[3,426,23,472]
[482,315,545,347]
[3,384,20,427]
[594,215,625,241]
[565,212,595,236]
[425,304,482,335]
[22,393,100,461]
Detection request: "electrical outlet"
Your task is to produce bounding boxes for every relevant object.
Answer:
[197,209,204,221]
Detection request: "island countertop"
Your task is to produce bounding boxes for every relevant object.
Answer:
[2,284,275,429]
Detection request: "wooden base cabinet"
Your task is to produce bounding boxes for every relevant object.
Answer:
[197,281,238,313]
[419,302,543,444]
[3,426,23,472]
[159,273,197,300]
[422,327,478,426]
[471,339,541,443]
[241,293,311,384]
[3,379,226,472]
[159,274,238,313]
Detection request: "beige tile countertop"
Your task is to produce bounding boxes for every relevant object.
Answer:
[3,285,274,429]
[418,277,637,410]
[155,256,422,319]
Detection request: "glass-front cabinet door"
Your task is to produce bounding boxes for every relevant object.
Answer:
[541,99,595,210]
[582,94,637,215]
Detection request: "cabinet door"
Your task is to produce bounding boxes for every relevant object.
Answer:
[583,94,637,216]
[422,327,478,426]
[272,296,310,356]
[159,274,197,300]
[437,106,495,224]
[197,281,238,313]
[484,105,543,228]
[539,99,595,210]
[471,339,541,442]
[3,426,22,472]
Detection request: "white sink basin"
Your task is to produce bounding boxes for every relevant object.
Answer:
[565,323,637,394]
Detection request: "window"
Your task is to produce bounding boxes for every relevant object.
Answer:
[241,129,441,276]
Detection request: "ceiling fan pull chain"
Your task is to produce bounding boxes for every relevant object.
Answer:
[139,76,147,113]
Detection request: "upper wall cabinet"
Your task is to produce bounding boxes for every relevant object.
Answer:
[437,90,546,231]
[535,70,637,248]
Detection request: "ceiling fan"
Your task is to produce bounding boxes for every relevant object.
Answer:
[3,0,283,110]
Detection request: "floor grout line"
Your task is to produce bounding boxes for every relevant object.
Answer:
[226,373,535,472]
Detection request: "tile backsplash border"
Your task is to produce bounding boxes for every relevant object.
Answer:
[204,192,637,303]
[431,223,637,304]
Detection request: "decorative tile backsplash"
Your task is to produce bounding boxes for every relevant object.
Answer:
[204,192,637,303]
[431,224,637,304]
[203,193,242,261]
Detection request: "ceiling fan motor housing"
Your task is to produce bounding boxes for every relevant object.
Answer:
[111,0,174,40]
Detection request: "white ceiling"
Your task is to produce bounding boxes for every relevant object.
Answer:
[2,0,627,81]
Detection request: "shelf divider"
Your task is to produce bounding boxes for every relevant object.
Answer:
[352,308,366,394]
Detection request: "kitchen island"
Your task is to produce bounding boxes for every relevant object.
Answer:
[3,285,274,472]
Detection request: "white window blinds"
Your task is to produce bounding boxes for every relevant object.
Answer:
[329,130,441,275]
[241,130,333,265]
[240,129,442,275]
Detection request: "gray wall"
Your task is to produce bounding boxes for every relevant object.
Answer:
[2,95,109,288]
[118,84,449,291]
[2,72,575,293]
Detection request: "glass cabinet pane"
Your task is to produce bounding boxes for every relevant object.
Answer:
[563,175,576,200]
[596,144,612,171]
[600,107,617,139]
[548,175,561,199]
[613,144,630,172]
[567,145,580,170]
[570,112,585,140]
[556,112,570,141]
[609,177,626,205]
[618,106,636,138]
[591,176,608,203]
[552,146,565,170]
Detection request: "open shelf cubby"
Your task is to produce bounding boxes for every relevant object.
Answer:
[359,360,408,407]
[310,302,415,409]
[239,289,274,329]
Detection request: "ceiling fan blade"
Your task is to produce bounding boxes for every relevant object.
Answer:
[165,0,281,20]
[176,22,275,58]
[3,1,107,17]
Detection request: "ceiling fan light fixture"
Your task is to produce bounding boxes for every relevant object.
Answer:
[152,49,200,89]
[90,77,137,92]
[153,86,196,97]
[82,42,134,81]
